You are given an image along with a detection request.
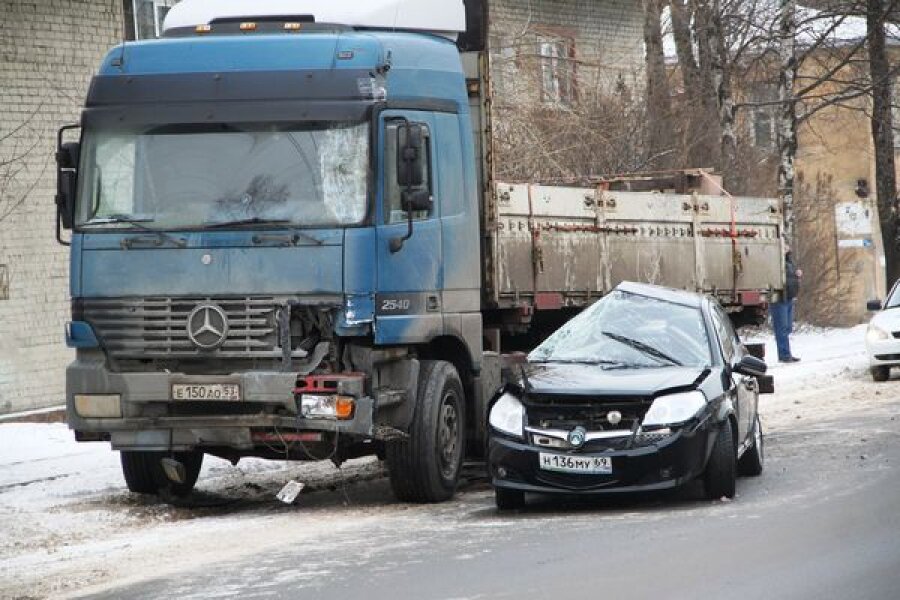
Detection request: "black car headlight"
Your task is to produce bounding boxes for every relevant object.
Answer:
[489,392,525,439]
[642,391,706,428]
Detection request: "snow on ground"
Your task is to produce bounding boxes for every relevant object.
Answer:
[0,325,878,599]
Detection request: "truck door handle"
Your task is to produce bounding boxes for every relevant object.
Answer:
[253,234,299,246]
[120,235,186,249]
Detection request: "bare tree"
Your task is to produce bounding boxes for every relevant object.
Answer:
[643,0,675,164]
[867,0,900,284]
[777,0,798,245]
[0,106,48,224]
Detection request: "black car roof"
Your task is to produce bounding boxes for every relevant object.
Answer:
[615,281,705,309]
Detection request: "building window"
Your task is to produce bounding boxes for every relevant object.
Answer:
[537,35,576,106]
[129,0,180,40]
[749,84,778,149]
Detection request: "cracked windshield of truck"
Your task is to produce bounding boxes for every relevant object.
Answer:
[75,121,369,229]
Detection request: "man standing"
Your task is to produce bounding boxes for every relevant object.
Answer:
[771,243,802,363]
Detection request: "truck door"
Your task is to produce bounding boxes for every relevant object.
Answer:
[375,111,443,344]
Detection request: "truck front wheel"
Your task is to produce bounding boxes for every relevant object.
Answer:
[120,450,203,498]
[386,360,465,503]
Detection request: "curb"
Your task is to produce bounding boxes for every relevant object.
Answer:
[0,406,66,424]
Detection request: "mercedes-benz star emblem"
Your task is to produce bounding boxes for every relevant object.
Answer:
[567,426,587,449]
[187,304,229,349]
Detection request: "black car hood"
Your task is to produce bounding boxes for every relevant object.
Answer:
[522,362,709,397]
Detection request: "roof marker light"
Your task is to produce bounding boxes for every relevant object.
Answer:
[240,22,257,31]
[284,22,303,31]
[195,24,212,33]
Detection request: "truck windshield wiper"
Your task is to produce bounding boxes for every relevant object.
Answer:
[204,218,293,229]
[600,331,683,366]
[203,219,323,245]
[83,215,186,248]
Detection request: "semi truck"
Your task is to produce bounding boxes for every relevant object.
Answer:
[55,0,785,503]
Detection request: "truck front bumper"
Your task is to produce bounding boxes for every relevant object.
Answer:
[66,351,375,451]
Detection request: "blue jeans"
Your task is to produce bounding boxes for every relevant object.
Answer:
[770,300,795,360]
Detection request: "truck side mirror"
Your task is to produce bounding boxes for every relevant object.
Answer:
[397,122,426,188]
[390,121,432,253]
[55,139,80,235]
[867,299,883,312]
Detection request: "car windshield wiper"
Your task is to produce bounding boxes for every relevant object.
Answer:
[203,218,323,245]
[530,358,626,367]
[82,215,187,248]
[600,331,683,366]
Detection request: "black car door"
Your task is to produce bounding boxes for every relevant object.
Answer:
[711,306,756,445]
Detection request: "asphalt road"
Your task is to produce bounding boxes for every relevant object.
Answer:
[82,399,900,600]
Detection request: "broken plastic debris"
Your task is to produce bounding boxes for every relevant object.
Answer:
[276,480,306,504]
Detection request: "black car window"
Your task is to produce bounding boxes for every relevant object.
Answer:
[529,290,711,368]
[711,306,740,363]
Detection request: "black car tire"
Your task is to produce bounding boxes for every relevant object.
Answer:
[871,366,890,382]
[738,415,764,477]
[386,360,465,503]
[121,450,203,497]
[495,487,526,511]
[703,421,736,500]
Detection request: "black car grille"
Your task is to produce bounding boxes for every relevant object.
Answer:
[524,393,653,432]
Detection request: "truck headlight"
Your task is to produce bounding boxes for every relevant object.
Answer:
[300,395,355,420]
[867,324,891,343]
[74,394,122,418]
[489,392,525,438]
[642,391,706,428]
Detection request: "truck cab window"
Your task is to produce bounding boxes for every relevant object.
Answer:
[385,122,433,224]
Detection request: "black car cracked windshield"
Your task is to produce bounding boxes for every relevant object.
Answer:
[487,281,771,510]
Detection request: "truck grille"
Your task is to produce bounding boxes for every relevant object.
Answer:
[83,296,288,360]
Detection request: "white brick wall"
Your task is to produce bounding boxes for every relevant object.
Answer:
[0,0,123,414]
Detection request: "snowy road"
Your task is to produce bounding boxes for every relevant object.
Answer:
[2,326,899,599]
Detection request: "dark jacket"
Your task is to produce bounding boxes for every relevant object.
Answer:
[785,252,800,300]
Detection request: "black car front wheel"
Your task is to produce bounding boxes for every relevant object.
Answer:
[703,421,736,500]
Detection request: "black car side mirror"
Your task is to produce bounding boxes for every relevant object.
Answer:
[734,355,767,378]
[867,299,883,312]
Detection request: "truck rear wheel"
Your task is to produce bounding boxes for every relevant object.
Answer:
[386,360,465,503]
[120,450,203,498]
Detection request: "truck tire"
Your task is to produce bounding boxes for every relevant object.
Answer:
[738,415,764,477]
[871,366,890,382]
[495,487,525,511]
[703,421,736,500]
[120,450,203,498]
[386,360,465,503]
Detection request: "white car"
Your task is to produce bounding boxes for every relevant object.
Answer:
[866,282,900,381]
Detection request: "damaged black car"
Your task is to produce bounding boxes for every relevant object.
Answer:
[487,282,770,510]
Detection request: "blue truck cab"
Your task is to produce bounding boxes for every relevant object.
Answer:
[56,7,491,502]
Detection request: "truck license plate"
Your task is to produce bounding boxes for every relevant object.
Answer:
[539,453,612,474]
[171,384,241,401]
